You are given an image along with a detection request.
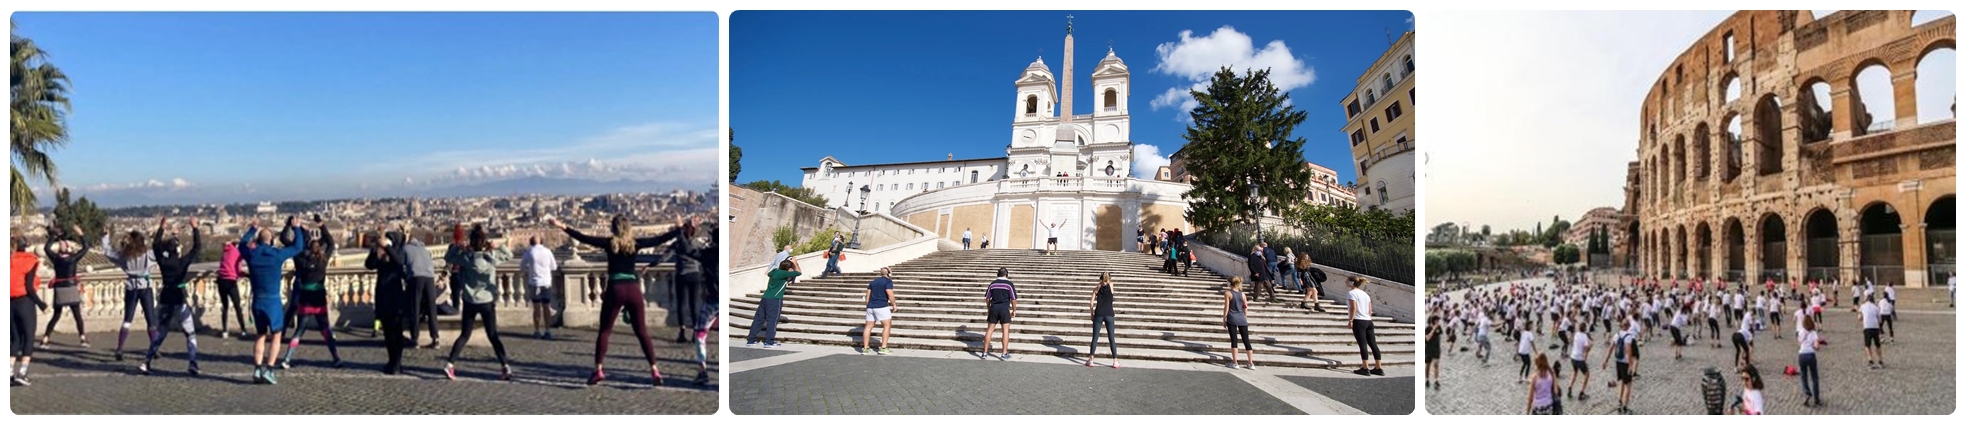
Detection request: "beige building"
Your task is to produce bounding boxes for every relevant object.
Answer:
[1162,153,1357,211]
[1341,31,1416,213]
[1627,11,1954,287]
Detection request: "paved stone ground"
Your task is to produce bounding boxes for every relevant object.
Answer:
[729,345,1411,415]
[730,346,798,363]
[9,327,719,414]
[1425,279,1956,415]
[1280,375,1415,415]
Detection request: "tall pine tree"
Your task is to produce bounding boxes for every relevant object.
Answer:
[1178,67,1313,232]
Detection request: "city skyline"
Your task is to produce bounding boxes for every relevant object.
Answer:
[11,12,720,208]
[1425,10,1954,232]
[731,10,1413,186]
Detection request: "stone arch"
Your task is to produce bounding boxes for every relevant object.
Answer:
[1859,201,1905,286]
[1760,212,1788,281]
[1721,72,1743,104]
[1725,217,1746,281]
[1103,88,1119,111]
[1696,221,1714,278]
[1804,207,1840,281]
[1693,122,1712,181]
[1675,224,1689,277]
[1025,94,1039,115]
[1672,134,1686,196]
[1723,113,1745,182]
[1926,196,1956,284]
[1627,220,1642,269]
[1799,78,1835,143]
[1850,60,1897,136]
[1914,43,1956,124]
[1754,94,1785,176]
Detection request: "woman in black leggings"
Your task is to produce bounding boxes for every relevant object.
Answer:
[281,222,342,370]
[1349,277,1385,375]
[1224,277,1254,369]
[1084,272,1119,368]
[551,215,685,387]
[443,225,513,381]
[39,224,88,348]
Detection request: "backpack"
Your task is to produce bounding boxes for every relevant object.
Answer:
[1612,333,1630,361]
[1309,268,1328,283]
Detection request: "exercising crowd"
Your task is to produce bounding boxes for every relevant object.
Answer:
[9,213,718,388]
[1426,272,1926,415]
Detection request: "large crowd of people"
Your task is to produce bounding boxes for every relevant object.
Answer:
[1426,271,1930,415]
[8,213,718,388]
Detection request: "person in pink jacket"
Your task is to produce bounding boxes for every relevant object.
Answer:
[215,241,249,339]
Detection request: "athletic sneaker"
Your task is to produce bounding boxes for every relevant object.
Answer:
[280,360,292,369]
[878,347,892,355]
[263,370,278,385]
[252,367,266,384]
[138,362,151,375]
[444,364,458,380]
[858,347,869,355]
[694,370,711,386]
[1353,368,1370,376]
[999,353,1011,360]
[1371,367,1385,376]
[745,340,758,346]
[586,370,607,386]
[763,342,782,348]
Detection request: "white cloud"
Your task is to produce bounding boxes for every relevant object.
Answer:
[370,121,720,188]
[1132,144,1172,179]
[79,177,194,192]
[1150,26,1316,116]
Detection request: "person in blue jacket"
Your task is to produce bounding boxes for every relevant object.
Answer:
[240,217,307,385]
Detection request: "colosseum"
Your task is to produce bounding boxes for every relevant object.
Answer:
[1626,10,1955,287]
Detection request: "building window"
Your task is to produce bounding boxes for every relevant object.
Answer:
[1377,181,1388,204]
[1350,130,1366,146]
[1385,101,1403,121]
[907,183,914,190]
[1346,100,1361,118]
[971,170,979,183]
[1723,32,1735,62]
[1369,118,1380,133]
[938,182,945,189]
[1025,95,1038,115]
[1403,55,1414,75]
[1382,73,1394,93]
[1409,88,1415,105]
[1365,89,1376,106]
[1104,88,1118,111]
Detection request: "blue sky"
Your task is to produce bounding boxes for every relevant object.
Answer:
[731,10,1414,186]
[11,12,719,207]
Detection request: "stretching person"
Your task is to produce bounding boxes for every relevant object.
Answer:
[749,259,800,348]
[862,267,897,355]
[1860,295,1885,368]
[400,233,442,349]
[1085,272,1119,368]
[520,236,556,339]
[1424,316,1441,388]
[141,217,203,376]
[668,218,709,344]
[1348,277,1384,375]
[1040,219,1063,255]
[214,240,248,339]
[551,215,685,387]
[366,230,412,375]
[691,222,722,386]
[1797,314,1826,407]
[11,236,49,387]
[442,225,514,381]
[102,225,159,362]
[241,218,308,385]
[281,220,342,369]
[1223,277,1254,369]
[38,224,88,348]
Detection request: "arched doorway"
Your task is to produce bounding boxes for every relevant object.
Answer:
[1859,202,1905,286]
[1805,208,1839,282]
[1696,222,1713,279]
[1761,214,1788,282]
[1755,95,1785,176]
[1675,226,1689,278]
[1726,219,1746,282]
[1627,221,1641,272]
[1926,196,1955,285]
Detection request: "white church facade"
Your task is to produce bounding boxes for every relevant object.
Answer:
[799,23,1195,252]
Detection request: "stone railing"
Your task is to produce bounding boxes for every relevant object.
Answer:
[1187,241,1414,323]
[32,261,676,332]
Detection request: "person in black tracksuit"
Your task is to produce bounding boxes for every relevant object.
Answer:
[141,217,202,375]
[365,230,412,375]
[1246,246,1276,302]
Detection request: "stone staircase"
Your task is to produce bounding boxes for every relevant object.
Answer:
[731,249,1414,368]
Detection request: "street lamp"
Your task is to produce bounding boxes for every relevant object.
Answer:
[1248,182,1262,244]
[851,185,871,249]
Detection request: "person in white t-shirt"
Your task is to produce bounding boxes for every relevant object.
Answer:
[1948,272,1956,308]
[1860,296,1884,368]
[1881,286,1897,340]
[1732,308,1756,369]
[1566,325,1591,400]
[1734,364,1766,415]
[1516,323,1536,383]
[1669,303,1689,360]
[1796,312,1826,407]
[1473,312,1493,363]
[1345,277,1383,376]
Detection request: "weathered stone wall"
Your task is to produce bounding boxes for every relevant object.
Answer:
[1629,11,1955,287]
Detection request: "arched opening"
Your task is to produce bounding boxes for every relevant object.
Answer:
[1103,88,1119,112]
[1726,218,1746,281]
[1723,114,1744,182]
[1911,10,1954,26]
[1382,73,1395,92]
[1627,221,1641,270]
[1915,45,1956,124]
[1805,208,1840,281]
[1722,74,1742,104]
[1675,226,1688,278]
[1025,95,1039,115]
[1694,123,1711,181]
[1859,202,1905,286]
[1696,222,1713,278]
[1800,79,1835,143]
[1926,196,1956,285]
[1672,135,1685,202]
[1852,63,1897,136]
[1403,55,1414,75]
[1755,95,1785,176]
[1761,213,1788,282]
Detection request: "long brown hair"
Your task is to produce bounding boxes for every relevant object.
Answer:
[609,215,637,255]
[120,230,148,259]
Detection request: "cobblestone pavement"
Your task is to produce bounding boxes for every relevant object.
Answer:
[9,327,719,414]
[1425,279,1956,415]
[730,345,1411,415]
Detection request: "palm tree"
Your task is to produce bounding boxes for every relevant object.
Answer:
[11,27,73,216]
